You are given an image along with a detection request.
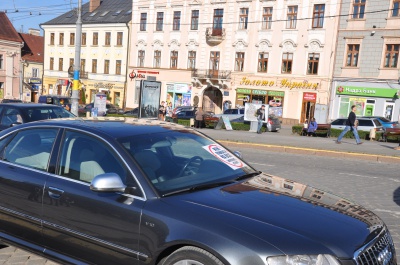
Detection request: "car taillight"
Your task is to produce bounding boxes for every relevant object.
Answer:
[268,118,272,124]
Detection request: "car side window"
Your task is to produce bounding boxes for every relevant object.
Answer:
[3,129,58,171]
[240,109,244,114]
[58,131,127,184]
[331,119,345,125]
[1,108,23,127]
[358,120,372,127]
[373,119,382,126]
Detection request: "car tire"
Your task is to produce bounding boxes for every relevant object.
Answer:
[158,246,224,265]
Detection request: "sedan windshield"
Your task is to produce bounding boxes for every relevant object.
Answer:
[118,130,257,196]
[26,107,75,122]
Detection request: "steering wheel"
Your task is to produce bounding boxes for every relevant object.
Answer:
[177,156,204,178]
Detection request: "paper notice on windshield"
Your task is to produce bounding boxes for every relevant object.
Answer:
[203,144,245,170]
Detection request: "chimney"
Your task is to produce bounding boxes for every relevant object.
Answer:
[28,28,40,36]
[90,0,101,12]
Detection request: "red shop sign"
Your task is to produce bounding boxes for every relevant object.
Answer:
[303,92,317,102]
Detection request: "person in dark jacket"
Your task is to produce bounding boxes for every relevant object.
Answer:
[336,105,363,145]
[256,105,266,134]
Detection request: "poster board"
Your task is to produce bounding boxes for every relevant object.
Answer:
[244,103,269,123]
[94,93,107,116]
[139,80,161,118]
[214,116,233,130]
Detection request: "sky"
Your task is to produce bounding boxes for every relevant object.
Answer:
[1,0,89,35]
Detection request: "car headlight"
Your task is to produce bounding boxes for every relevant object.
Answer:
[267,255,341,265]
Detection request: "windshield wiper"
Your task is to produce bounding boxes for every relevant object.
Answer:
[162,181,235,197]
[235,171,261,181]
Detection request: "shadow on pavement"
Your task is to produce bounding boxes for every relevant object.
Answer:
[394,187,400,207]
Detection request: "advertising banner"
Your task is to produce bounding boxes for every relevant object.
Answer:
[139,80,161,118]
[244,103,269,122]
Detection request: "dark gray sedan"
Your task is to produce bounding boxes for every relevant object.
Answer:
[0,118,396,265]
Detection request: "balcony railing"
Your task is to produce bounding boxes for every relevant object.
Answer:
[206,27,226,45]
[191,69,231,80]
[80,71,88,79]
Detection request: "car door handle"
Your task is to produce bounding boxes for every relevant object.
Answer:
[48,187,64,199]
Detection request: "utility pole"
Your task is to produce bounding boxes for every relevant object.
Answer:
[71,0,82,116]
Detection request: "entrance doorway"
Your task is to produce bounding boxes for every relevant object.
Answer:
[203,86,222,114]
[301,92,317,123]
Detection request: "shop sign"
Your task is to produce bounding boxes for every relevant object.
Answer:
[239,77,319,90]
[129,70,146,80]
[303,92,317,101]
[252,89,267,95]
[268,90,285,97]
[336,85,400,98]
[58,79,69,86]
[237,88,285,97]
[175,83,191,93]
[167,83,175,92]
[94,82,114,90]
[29,78,42,84]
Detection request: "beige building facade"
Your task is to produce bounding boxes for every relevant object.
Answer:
[127,0,339,124]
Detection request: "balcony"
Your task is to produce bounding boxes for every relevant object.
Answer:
[191,69,231,80]
[206,27,226,45]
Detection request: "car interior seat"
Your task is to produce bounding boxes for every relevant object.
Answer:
[79,148,105,183]
[133,150,162,183]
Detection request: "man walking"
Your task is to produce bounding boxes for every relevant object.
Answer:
[256,105,266,134]
[336,105,363,145]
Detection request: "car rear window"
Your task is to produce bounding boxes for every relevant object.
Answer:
[240,109,244,114]
[373,119,382,126]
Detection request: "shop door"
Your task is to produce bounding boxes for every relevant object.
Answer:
[384,102,395,121]
[301,101,315,123]
[209,51,220,78]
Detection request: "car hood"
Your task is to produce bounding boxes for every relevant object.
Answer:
[167,173,384,257]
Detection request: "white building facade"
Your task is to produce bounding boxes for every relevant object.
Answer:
[127,0,340,124]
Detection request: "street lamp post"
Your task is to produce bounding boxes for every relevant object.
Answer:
[71,0,82,116]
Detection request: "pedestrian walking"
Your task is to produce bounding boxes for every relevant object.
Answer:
[194,107,204,128]
[256,105,266,134]
[158,101,166,120]
[336,105,363,145]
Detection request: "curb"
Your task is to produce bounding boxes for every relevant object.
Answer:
[219,140,400,164]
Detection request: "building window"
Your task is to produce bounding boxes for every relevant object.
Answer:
[69,33,75,45]
[116,32,123,46]
[239,8,249,30]
[80,59,85,72]
[59,33,64,45]
[212,9,224,36]
[93,32,98,45]
[156,12,164,31]
[32,68,39,77]
[352,0,366,19]
[170,51,178,69]
[307,53,319,74]
[282,53,293,73]
[393,0,400,17]
[140,13,147,31]
[82,32,86,46]
[173,11,181,31]
[104,60,110,74]
[50,33,55,45]
[258,52,269,72]
[138,50,145,67]
[105,32,111,46]
[58,58,63,71]
[0,55,3,69]
[191,10,199,30]
[384,44,399,68]
[286,6,298,29]
[92,59,97,73]
[50,58,54,70]
[312,4,325,28]
[188,51,196,69]
[262,7,273,30]
[154,51,161,68]
[116,60,122,75]
[346,44,360,67]
[235,52,245,71]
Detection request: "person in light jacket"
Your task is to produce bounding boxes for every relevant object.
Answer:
[194,107,204,128]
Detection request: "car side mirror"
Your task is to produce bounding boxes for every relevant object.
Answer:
[90,173,126,193]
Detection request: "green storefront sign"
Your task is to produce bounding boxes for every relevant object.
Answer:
[336,85,399,98]
[237,88,284,96]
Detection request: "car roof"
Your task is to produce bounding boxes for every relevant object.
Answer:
[3,118,189,139]
[0,103,65,109]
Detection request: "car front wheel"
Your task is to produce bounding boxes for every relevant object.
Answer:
[158,246,224,265]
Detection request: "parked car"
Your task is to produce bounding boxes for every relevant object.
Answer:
[360,116,398,129]
[204,108,245,127]
[38,95,71,111]
[79,103,124,116]
[265,115,282,132]
[165,109,195,122]
[123,108,139,117]
[330,117,384,132]
[0,118,396,265]
[0,103,75,131]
